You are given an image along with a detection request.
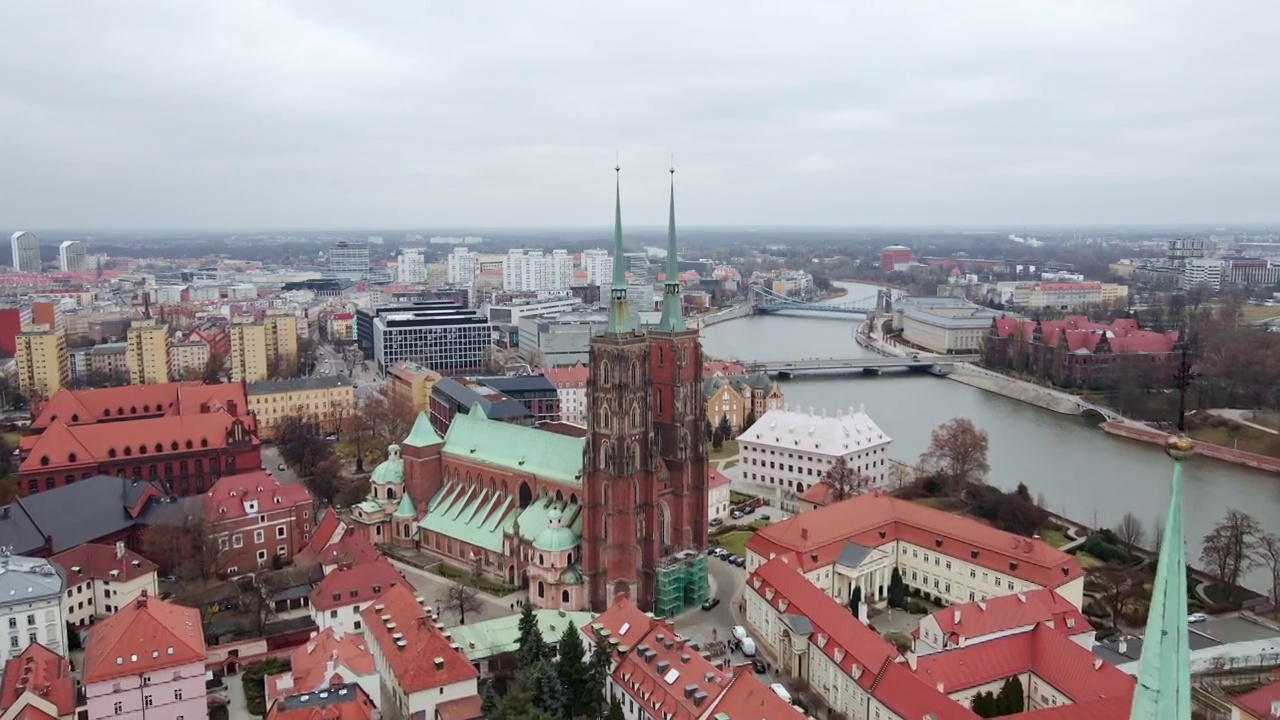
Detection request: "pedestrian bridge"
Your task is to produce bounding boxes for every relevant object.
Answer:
[1077,402,1125,422]
[746,354,980,377]
[751,286,878,315]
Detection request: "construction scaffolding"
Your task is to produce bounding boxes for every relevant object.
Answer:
[654,550,709,618]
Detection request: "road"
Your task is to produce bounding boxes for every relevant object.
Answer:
[312,343,385,401]
[259,445,300,486]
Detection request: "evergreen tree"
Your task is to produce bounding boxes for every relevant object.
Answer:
[970,690,996,718]
[516,601,548,665]
[480,683,500,718]
[526,661,567,718]
[703,417,713,440]
[848,585,863,614]
[887,566,906,609]
[492,675,554,720]
[557,622,589,717]
[996,676,1025,714]
[583,634,613,718]
[605,696,626,720]
[717,414,732,442]
[744,407,757,430]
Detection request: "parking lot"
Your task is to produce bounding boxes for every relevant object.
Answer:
[1195,613,1280,644]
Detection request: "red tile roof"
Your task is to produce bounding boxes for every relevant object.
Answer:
[1003,696,1133,720]
[309,557,404,612]
[82,594,206,684]
[266,684,377,720]
[747,493,1084,589]
[537,362,589,387]
[51,542,158,585]
[359,584,478,693]
[22,412,256,473]
[610,619,730,720]
[1232,676,1280,719]
[318,530,381,569]
[268,629,375,700]
[31,381,249,430]
[707,666,802,719]
[0,643,76,717]
[204,471,313,523]
[925,588,1090,645]
[582,596,658,648]
[10,706,58,720]
[703,361,747,377]
[868,659,978,720]
[749,558,899,685]
[435,695,484,720]
[296,509,345,566]
[796,481,836,507]
[708,468,731,490]
[992,316,1178,355]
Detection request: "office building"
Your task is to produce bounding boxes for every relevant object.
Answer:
[891,296,1004,353]
[126,318,171,385]
[1182,258,1226,291]
[9,231,41,273]
[427,374,559,433]
[446,247,479,285]
[15,324,69,399]
[247,375,354,439]
[1229,258,1280,287]
[0,555,68,657]
[580,248,613,286]
[397,247,427,284]
[58,240,88,272]
[328,240,370,280]
[1168,237,1208,260]
[485,296,581,325]
[355,300,463,360]
[230,316,269,383]
[623,251,650,283]
[370,305,491,376]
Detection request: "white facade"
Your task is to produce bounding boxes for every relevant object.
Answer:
[10,231,41,273]
[368,640,477,720]
[581,249,613,286]
[486,297,581,325]
[737,406,892,506]
[329,241,370,280]
[398,248,427,284]
[503,250,570,292]
[708,479,730,521]
[446,248,480,285]
[1183,258,1226,291]
[549,249,574,290]
[312,600,373,638]
[59,240,88,272]
[0,556,68,658]
[61,567,159,628]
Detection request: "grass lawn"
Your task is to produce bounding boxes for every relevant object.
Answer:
[729,490,756,505]
[428,563,517,597]
[1040,528,1070,548]
[714,530,755,557]
[1241,304,1280,321]
[1,432,19,448]
[707,439,739,462]
[1074,552,1106,570]
[1190,424,1280,458]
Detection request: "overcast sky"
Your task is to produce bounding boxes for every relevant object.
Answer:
[2,1,1278,230]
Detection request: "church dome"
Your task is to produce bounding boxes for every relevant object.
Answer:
[559,566,583,584]
[371,444,404,485]
[533,508,579,553]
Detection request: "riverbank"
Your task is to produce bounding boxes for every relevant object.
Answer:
[1102,422,1280,475]
[947,364,1082,415]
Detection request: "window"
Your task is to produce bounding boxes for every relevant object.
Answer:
[330,610,338,618]
[276,526,287,539]
[174,688,183,701]
[257,550,267,562]
[232,535,243,548]
[144,695,153,708]
[6,618,13,629]
[254,529,265,543]
[219,537,229,550]
[114,701,123,715]
[25,614,34,627]
[8,637,16,649]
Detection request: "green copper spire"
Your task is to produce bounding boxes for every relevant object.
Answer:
[658,164,685,332]
[606,163,632,334]
[1129,341,1193,720]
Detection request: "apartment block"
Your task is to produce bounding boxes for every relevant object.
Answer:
[264,311,299,376]
[230,316,269,383]
[205,471,314,575]
[168,340,210,380]
[15,324,69,399]
[247,376,354,440]
[126,318,171,385]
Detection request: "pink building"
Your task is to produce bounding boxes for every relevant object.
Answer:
[82,593,208,720]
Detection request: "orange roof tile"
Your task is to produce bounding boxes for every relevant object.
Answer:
[703,361,746,377]
[708,468,731,490]
[0,643,76,717]
[22,412,256,473]
[266,684,376,720]
[747,493,1084,589]
[268,630,375,700]
[10,706,58,720]
[309,557,404,612]
[318,531,381,569]
[1233,677,1280,720]
[82,595,206,684]
[707,666,800,719]
[926,588,1090,644]
[610,616,730,720]
[31,381,249,430]
[435,695,483,720]
[204,471,312,523]
[537,361,589,387]
[868,658,978,720]
[51,542,158,585]
[359,584,477,693]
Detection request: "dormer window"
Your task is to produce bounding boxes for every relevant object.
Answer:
[117,407,124,415]
[138,445,146,455]
[70,414,79,422]
[154,443,163,453]
[68,453,77,463]
[185,440,193,450]
[143,404,150,413]
[108,448,117,458]
[130,406,137,414]
[103,409,110,417]
[170,442,178,452]
[39,455,49,467]
[200,438,208,448]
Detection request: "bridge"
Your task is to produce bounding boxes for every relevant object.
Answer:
[746,354,980,378]
[1077,401,1125,422]
[751,286,879,315]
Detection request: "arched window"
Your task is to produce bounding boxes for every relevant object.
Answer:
[562,589,570,603]
[569,493,578,506]
[39,456,49,467]
[123,447,132,457]
[103,409,110,417]
[656,388,663,414]
[70,414,79,423]
[538,553,545,565]
[130,406,137,414]
[537,581,545,599]
[108,448,117,458]
[67,453,76,463]
[387,488,396,500]
[154,443,163,454]
[657,346,664,365]
[600,362,610,386]
[170,442,179,452]
[200,438,208,448]
[185,440,193,450]
[555,490,563,503]
[630,361,639,384]
[143,404,150,413]
[138,444,147,455]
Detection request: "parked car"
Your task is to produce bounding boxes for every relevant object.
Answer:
[709,518,723,527]
[731,510,743,520]
[277,463,287,471]
[1187,612,1208,624]
[740,638,757,656]
[732,556,746,567]
[706,547,718,555]
[743,506,755,515]
[732,625,748,642]
[702,597,721,611]
[752,658,767,674]
[758,513,771,521]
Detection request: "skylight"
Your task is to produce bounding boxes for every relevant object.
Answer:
[663,668,680,685]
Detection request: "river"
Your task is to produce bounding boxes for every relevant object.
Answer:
[701,282,1280,591]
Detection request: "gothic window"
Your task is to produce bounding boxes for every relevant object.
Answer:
[630,361,640,385]
[656,388,663,415]
[600,362,610,386]
[630,403,641,430]
[657,346,664,365]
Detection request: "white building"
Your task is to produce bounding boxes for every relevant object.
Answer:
[50,542,159,628]
[737,406,892,510]
[1183,258,1227,291]
[398,248,427,284]
[308,557,403,638]
[708,468,731,521]
[328,241,370,280]
[9,232,41,273]
[892,296,1002,353]
[0,554,68,658]
[486,296,582,326]
[580,249,613,286]
[549,249,573,290]
[446,248,480,285]
[538,362,588,426]
[58,241,88,272]
[503,250,571,292]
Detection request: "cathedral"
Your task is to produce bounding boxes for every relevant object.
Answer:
[349,166,709,615]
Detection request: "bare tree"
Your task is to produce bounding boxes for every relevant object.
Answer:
[1256,533,1280,604]
[919,418,991,493]
[140,507,226,583]
[1200,509,1262,586]
[445,581,483,625]
[1152,516,1164,553]
[240,574,280,636]
[822,457,871,503]
[1113,512,1147,550]
[1094,567,1136,628]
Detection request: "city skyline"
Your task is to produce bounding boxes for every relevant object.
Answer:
[2,2,1279,229]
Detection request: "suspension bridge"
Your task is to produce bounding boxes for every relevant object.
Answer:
[750,286,882,315]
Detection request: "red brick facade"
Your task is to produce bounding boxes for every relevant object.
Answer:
[204,471,314,575]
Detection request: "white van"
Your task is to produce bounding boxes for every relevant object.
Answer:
[740,637,757,656]
[770,683,792,704]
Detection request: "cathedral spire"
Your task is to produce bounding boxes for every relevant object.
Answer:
[1128,339,1194,720]
[606,161,632,334]
[658,162,685,332]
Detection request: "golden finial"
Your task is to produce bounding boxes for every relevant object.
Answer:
[1164,433,1194,461]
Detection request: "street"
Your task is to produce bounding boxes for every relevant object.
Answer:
[259,445,300,486]
[311,344,384,401]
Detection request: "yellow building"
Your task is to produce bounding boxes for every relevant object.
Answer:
[126,318,172,384]
[703,371,784,432]
[229,317,269,383]
[263,310,299,376]
[327,313,355,342]
[15,324,69,399]
[168,339,210,380]
[386,361,443,414]
[248,376,355,439]
[1100,282,1130,304]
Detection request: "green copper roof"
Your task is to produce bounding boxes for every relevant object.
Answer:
[419,482,512,553]
[370,446,404,485]
[354,499,382,514]
[657,166,685,332]
[446,609,594,662]
[1128,458,1191,720]
[442,406,586,486]
[606,165,633,335]
[403,411,443,447]
[559,566,583,584]
[533,509,580,552]
[393,491,416,518]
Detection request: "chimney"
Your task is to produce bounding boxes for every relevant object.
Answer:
[952,608,961,625]
[1023,539,1033,553]
[1016,592,1026,603]
[433,658,444,670]
[906,653,917,671]
[935,681,944,693]
[136,590,148,609]
[801,527,809,541]
[976,601,986,611]
[115,541,126,560]
[1092,657,1103,670]
[1269,699,1280,717]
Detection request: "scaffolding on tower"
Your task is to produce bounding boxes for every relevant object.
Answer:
[654,549,709,618]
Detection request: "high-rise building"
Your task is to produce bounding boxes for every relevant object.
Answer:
[15,323,69,399]
[1182,258,1226,291]
[549,249,573,290]
[9,231,41,273]
[168,339,210,380]
[879,244,912,272]
[446,247,479,285]
[582,165,708,613]
[328,240,370,280]
[58,240,88,271]
[126,318,172,385]
[397,248,427,284]
[263,310,299,377]
[580,248,613,286]
[502,249,574,292]
[623,251,650,283]
[230,316,269,383]
[370,304,491,376]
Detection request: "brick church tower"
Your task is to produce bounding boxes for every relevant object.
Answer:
[583,165,708,613]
